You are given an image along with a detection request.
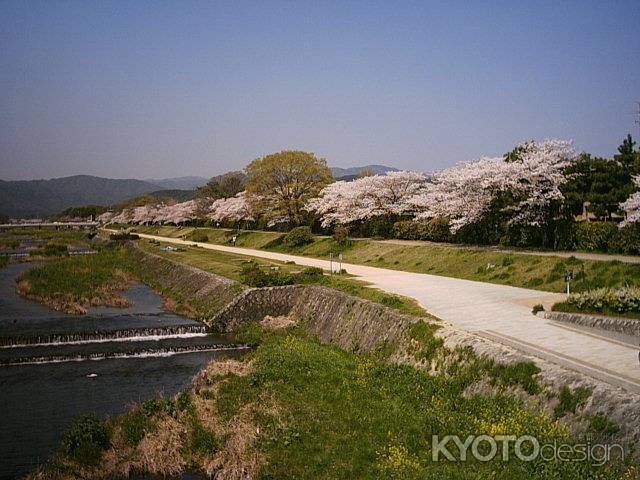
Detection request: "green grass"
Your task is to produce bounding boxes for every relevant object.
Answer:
[139,240,432,318]
[134,225,283,249]
[211,328,628,479]
[488,360,542,395]
[16,246,132,313]
[129,226,640,293]
[19,247,131,299]
[589,414,620,435]
[554,386,591,419]
[551,302,640,321]
[2,227,93,248]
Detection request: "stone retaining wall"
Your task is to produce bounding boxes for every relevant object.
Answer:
[544,311,640,338]
[208,284,415,351]
[131,245,245,319]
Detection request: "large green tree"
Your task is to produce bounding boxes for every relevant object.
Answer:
[245,150,333,226]
[562,154,631,220]
[196,171,247,200]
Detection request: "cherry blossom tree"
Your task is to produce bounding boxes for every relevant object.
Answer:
[108,208,133,225]
[131,204,161,224]
[307,171,428,227]
[96,211,115,224]
[620,177,640,227]
[208,192,254,224]
[160,200,198,224]
[412,139,576,232]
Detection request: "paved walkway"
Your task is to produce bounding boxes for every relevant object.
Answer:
[127,231,640,393]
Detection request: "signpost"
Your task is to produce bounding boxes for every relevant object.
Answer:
[564,271,573,295]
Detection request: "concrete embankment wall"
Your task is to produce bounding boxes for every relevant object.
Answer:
[132,245,414,351]
[544,311,640,338]
[209,285,415,351]
[130,245,245,319]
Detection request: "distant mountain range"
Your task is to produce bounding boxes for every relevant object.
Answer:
[0,175,206,218]
[0,167,396,218]
[330,164,398,180]
[143,176,208,190]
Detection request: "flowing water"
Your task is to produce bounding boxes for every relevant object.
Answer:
[0,263,245,479]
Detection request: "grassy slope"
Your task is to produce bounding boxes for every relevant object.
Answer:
[36,325,631,479]
[132,226,640,294]
[138,240,430,318]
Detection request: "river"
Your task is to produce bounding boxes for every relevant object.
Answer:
[0,262,243,479]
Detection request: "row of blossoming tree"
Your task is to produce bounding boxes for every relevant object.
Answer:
[98,137,640,251]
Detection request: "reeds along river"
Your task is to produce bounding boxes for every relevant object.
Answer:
[0,262,246,480]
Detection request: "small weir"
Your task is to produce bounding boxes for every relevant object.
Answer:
[0,342,252,366]
[0,324,208,348]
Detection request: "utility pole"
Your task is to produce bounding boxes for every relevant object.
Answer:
[635,102,640,139]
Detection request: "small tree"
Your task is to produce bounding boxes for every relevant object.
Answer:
[614,134,639,172]
[245,151,333,226]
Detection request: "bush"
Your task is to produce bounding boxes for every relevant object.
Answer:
[332,225,351,247]
[572,221,617,252]
[63,415,111,465]
[109,232,139,241]
[239,261,294,287]
[283,226,313,248]
[120,410,152,446]
[608,223,640,255]
[531,304,544,315]
[393,218,451,242]
[589,414,619,434]
[297,266,324,282]
[189,231,209,243]
[489,361,541,395]
[554,386,590,419]
[564,286,640,314]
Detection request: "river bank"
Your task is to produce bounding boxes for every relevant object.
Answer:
[21,240,639,479]
[0,261,247,480]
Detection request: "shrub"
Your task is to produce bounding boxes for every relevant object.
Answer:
[189,231,209,243]
[572,221,617,252]
[407,321,444,361]
[392,218,451,242]
[109,232,139,241]
[589,414,619,434]
[297,266,324,282]
[120,410,152,446]
[283,226,313,248]
[565,286,640,314]
[531,304,544,315]
[489,361,541,395]
[332,225,351,247]
[63,415,111,466]
[554,386,590,419]
[608,223,640,255]
[239,261,294,287]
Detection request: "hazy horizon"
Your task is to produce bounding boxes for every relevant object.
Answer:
[1,1,639,181]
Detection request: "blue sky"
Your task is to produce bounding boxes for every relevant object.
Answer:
[1,0,638,180]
